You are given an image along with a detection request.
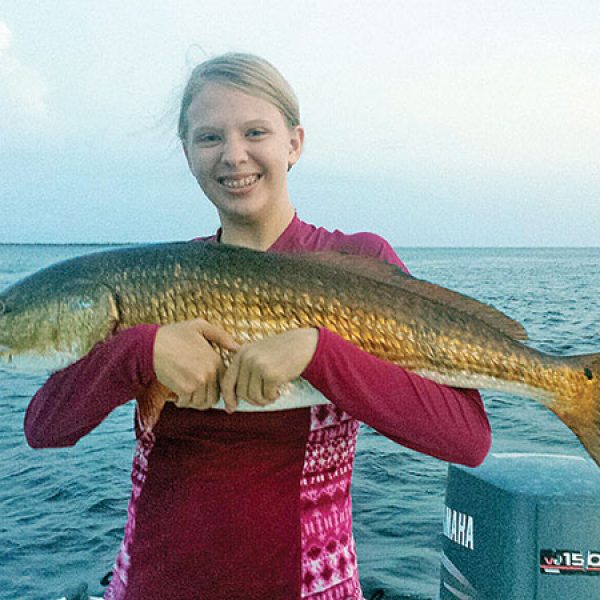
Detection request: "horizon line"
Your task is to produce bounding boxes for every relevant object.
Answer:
[1,242,599,250]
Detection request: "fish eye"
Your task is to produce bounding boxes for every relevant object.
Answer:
[0,300,8,315]
[584,368,594,381]
[68,299,94,312]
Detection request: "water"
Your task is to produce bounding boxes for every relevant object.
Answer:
[0,245,599,600]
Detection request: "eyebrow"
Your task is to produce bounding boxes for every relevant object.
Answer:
[243,119,273,128]
[191,119,274,134]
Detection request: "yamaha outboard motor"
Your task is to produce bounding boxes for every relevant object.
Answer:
[439,453,600,599]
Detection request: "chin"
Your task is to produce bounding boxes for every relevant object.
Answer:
[219,201,268,223]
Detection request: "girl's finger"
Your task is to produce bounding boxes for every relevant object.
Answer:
[221,354,240,413]
[235,359,251,406]
[175,394,192,408]
[263,380,280,403]
[247,369,265,405]
[199,321,240,352]
[206,377,219,408]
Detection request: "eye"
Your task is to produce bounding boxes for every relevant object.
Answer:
[0,300,8,315]
[194,132,221,146]
[246,128,268,139]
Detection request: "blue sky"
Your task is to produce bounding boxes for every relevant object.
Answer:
[1,1,599,245]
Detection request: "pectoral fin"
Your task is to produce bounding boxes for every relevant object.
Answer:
[136,380,175,432]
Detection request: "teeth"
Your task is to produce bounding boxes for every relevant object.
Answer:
[220,175,259,189]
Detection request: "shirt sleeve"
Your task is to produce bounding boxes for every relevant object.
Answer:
[302,329,491,467]
[301,237,491,467]
[24,324,159,449]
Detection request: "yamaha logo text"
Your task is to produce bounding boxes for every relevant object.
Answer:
[443,505,474,550]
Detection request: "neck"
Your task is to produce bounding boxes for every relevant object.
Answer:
[219,204,295,251]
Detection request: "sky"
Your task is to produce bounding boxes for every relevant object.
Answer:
[0,1,599,246]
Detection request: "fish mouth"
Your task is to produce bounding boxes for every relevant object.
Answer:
[0,347,76,372]
[0,345,12,365]
[217,173,262,192]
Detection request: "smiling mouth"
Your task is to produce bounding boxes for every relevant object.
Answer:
[218,174,261,190]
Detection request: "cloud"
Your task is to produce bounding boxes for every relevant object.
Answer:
[0,20,50,134]
[0,20,12,51]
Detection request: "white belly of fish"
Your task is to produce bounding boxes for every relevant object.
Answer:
[211,378,330,411]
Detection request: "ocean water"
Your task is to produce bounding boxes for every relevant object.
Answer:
[0,245,599,600]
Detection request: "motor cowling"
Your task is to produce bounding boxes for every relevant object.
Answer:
[439,453,600,599]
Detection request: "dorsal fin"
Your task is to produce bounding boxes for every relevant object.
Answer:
[295,251,528,341]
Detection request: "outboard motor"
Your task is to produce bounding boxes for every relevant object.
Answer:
[439,453,600,599]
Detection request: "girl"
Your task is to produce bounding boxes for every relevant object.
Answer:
[25,53,491,600]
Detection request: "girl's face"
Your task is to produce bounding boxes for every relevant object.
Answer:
[183,82,303,227]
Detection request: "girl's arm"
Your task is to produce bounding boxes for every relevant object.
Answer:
[302,328,491,467]
[24,324,159,448]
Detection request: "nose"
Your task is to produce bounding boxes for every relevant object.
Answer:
[221,134,248,167]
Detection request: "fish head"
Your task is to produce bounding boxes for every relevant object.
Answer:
[0,273,119,372]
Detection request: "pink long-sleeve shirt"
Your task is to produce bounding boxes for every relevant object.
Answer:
[24,215,491,599]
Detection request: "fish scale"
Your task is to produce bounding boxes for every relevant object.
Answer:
[0,241,599,465]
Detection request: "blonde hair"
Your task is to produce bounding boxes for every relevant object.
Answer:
[178,53,300,143]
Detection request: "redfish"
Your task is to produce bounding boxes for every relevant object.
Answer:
[0,242,598,464]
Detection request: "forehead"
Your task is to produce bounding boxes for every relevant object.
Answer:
[186,82,286,129]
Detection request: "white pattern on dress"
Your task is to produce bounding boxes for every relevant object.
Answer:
[103,429,155,600]
[300,404,365,599]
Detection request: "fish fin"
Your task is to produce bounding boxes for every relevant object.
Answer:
[553,353,600,467]
[136,380,174,432]
[55,280,123,354]
[298,251,528,341]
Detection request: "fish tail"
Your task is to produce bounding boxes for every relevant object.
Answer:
[558,353,600,467]
[583,354,600,466]
[136,380,174,432]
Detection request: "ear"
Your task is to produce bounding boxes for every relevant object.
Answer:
[287,126,305,171]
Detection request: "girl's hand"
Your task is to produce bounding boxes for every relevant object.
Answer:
[220,328,319,413]
[153,318,240,410]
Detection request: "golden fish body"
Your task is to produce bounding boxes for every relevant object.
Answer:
[0,242,598,463]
